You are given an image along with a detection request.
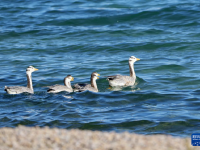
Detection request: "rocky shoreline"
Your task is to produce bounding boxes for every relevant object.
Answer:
[0,126,197,150]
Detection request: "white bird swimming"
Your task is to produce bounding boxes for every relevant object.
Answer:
[47,75,74,93]
[73,72,100,92]
[4,66,38,94]
[106,56,140,87]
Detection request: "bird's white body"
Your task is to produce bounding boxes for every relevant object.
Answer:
[73,72,100,92]
[47,75,74,93]
[5,66,38,94]
[107,56,140,87]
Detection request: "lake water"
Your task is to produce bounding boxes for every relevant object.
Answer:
[1,0,200,137]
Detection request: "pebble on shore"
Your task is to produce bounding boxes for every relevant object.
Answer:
[0,126,197,150]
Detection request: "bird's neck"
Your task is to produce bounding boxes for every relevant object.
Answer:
[129,61,136,78]
[26,72,33,91]
[64,80,72,88]
[91,78,98,91]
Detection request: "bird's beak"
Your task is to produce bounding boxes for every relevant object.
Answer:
[98,74,100,76]
[97,77,99,79]
[71,77,74,81]
[136,58,140,61]
[34,68,39,71]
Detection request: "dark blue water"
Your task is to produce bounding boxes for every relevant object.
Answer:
[1,0,200,137]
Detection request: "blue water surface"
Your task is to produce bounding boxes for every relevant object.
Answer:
[1,0,200,137]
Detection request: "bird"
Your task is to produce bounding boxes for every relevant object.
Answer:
[73,72,100,92]
[47,75,74,93]
[4,66,38,94]
[106,56,140,87]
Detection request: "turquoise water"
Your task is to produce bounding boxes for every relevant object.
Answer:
[1,0,200,137]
